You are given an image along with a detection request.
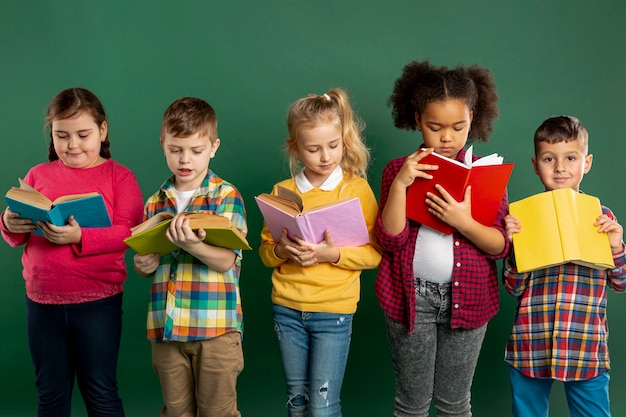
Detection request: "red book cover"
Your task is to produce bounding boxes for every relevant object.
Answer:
[406,149,513,234]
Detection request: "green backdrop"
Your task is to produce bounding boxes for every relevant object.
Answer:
[2,1,625,416]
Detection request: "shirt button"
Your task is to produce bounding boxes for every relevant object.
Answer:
[453,281,459,286]
[454,241,460,246]
[455,262,461,267]
[170,272,176,279]
[454,304,459,309]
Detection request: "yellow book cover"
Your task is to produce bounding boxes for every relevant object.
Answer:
[509,188,614,272]
[124,212,252,256]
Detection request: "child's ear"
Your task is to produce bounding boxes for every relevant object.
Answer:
[159,136,164,147]
[583,153,593,174]
[414,112,422,131]
[210,138,221,158]
[531,156,540,175]
[100,121,108,141]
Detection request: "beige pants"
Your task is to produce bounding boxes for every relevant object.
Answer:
[152,332,244,417]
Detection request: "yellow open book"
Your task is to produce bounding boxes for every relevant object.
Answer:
[509,188,614,272]
[124,212,251,255]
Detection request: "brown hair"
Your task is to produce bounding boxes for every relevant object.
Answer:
[534,115,589,155]
[46,87,110,161]
[161,97,218,141]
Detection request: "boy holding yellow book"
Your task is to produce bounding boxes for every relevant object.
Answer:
[503,115,626,417]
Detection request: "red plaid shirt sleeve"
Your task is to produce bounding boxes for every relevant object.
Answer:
[375,150,510,333]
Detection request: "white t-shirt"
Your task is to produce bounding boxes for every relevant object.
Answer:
[412,225,454,283]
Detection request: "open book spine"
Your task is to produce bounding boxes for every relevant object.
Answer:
[555,189,582,262]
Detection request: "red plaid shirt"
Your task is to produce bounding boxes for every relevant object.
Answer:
[503,206,626,381]
[375,147,510,333]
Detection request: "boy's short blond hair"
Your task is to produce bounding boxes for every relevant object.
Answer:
[161,97,218,142]
[534,115,589,155]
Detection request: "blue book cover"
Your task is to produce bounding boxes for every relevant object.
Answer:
[4,180,111,235]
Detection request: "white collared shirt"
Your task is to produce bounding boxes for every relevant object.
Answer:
[294,166,343,193]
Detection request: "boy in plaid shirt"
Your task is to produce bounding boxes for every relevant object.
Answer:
[133,97,247,417]
[503,116,626,417]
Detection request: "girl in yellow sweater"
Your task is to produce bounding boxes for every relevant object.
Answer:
[259,88,381,417]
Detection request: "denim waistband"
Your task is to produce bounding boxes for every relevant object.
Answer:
[414,277,452,290]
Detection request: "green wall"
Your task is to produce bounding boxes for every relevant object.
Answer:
[2,1,625,416]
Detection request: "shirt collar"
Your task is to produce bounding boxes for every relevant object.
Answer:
[294,165,343,193]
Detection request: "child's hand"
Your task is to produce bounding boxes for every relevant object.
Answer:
[2,207,36,234]
[595,215,624,254]
[393,148,439,189]
[504,214,521,242]
[293,230,340,266]
[425,184,473,231]
[274,229,317,266]
[134,252,160,277]
[38,215,82,244]
[165,214,203,250]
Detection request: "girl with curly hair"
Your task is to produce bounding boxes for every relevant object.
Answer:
[375,60,509,417]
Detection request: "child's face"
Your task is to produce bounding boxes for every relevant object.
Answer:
[160,132,220,191]
[532,140,592,192]
[52,111,107,169]
[415,99,473,160]
[296,123,343,188]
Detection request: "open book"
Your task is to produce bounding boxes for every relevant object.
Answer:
[509,188,614,272]
[255,186,370,247]
[406,146,514,234]
[4,178,111,235]
[124,212,252,255]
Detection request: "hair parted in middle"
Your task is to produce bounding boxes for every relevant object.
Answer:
[533,115,589,155]
[285,87,370,179]
[46,87,111,162]
[161,97,218,142]
[388,59,499,142]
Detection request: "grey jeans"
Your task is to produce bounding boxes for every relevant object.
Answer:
[385,278,488,417]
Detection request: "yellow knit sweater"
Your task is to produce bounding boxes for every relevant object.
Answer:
[259,176,382,314]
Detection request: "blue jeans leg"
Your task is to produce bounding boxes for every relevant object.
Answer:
[273,305,353,417]
[27,294,125,417]
[564,372,611,417]
[509,365,552,417]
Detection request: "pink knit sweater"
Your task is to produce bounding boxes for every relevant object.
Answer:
[1,159,144,304]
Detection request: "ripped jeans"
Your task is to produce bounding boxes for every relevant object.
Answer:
[272,305,353,417]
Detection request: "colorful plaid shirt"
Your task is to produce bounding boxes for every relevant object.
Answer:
[145,170,247,343]
[375,147,510,333]
[503,206,626,381]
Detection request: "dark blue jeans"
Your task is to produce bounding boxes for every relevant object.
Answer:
[26,293,125,417]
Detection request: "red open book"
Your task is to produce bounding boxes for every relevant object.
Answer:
[406,147,514,234]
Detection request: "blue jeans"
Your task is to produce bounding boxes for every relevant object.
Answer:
[509,365,611,417]
[26,294,125,417]
[386,278,487,417]
[272,305,353,417]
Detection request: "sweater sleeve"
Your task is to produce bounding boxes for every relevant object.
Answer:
[77,164,144,256]
[333,180,382,271]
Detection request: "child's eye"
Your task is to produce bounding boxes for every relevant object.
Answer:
[567,155,577,161]
[454,127,464,132]
[543,157,553,162]
[56,133,68,139]
[329,145,338,149]
[79,134,89,139]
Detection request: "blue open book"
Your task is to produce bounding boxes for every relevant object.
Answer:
[4,179,112,235]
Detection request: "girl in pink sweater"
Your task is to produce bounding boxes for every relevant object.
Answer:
[1,87,143,417]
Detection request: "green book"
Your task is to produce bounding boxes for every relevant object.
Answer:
[124,211,252,256]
